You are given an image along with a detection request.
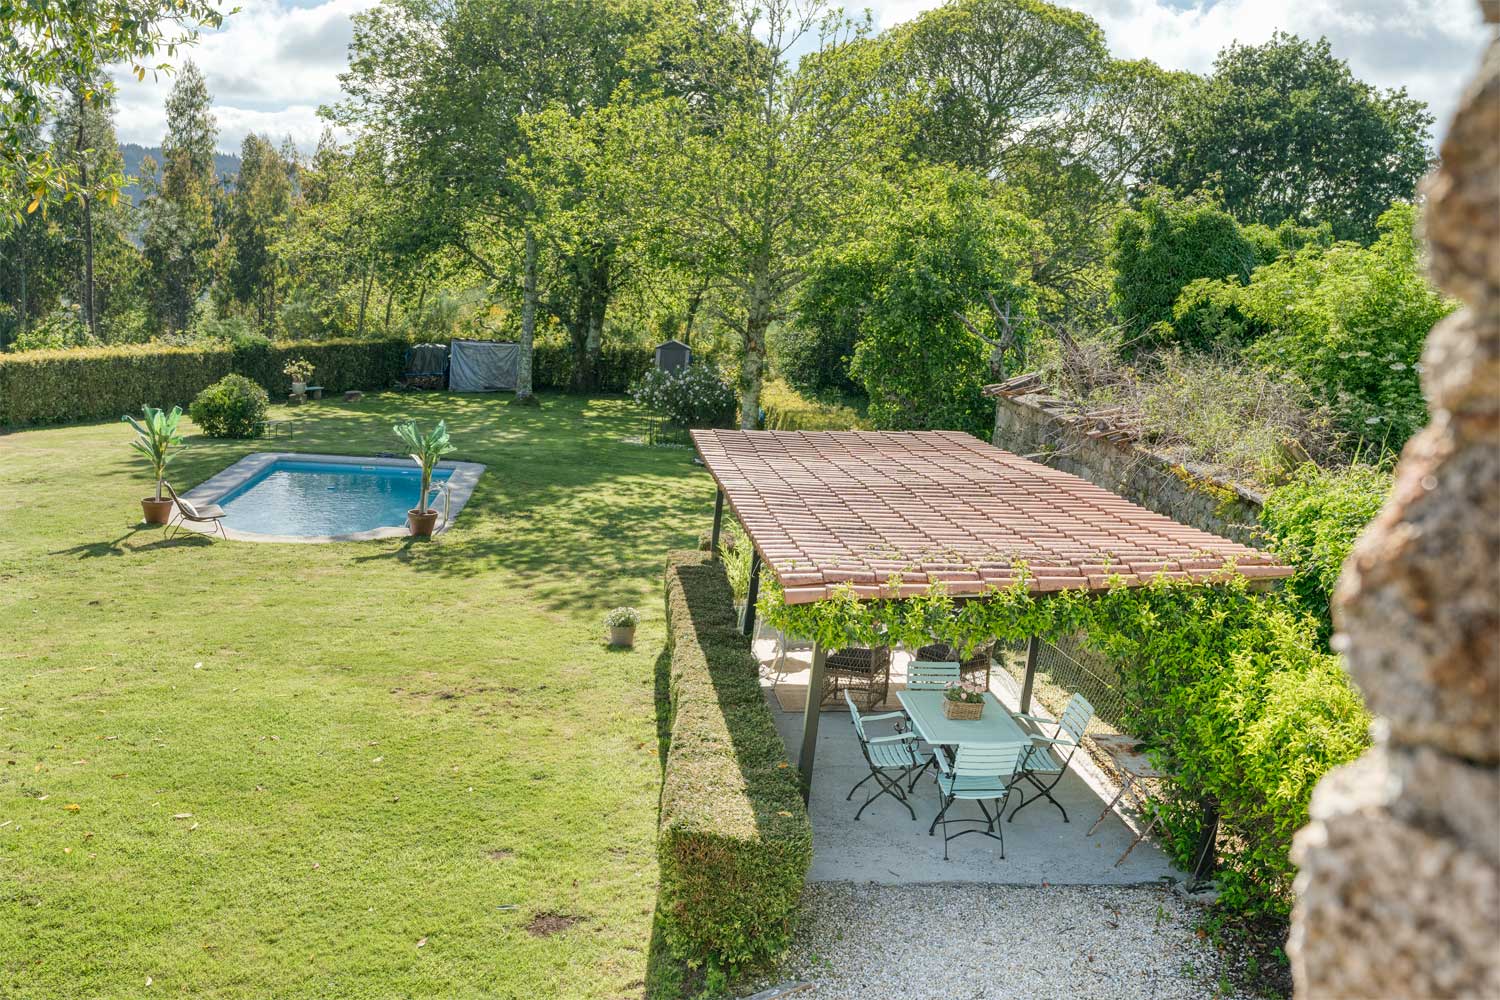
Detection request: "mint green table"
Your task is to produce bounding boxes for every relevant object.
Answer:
[895,690,1032,749]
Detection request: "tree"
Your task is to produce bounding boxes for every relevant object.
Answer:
[337,0,648,401]
[141,61,219,331]
[218,134,293,328]
[1143,33,1432,242]
[798,167,1041,436]
[1109,191,1257,347]
[1,0,225,222]
[880,0,1107,175]
[50,78,129,341]
[609,0,896,427]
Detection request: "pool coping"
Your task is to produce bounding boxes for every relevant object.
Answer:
[180,452,486,543]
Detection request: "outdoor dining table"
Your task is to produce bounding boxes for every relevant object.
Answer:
[895,689,1034,751]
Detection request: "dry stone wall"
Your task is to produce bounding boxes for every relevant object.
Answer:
[1288,11,1500,997]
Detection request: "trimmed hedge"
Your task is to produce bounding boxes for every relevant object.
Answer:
[0,339,409,427]
[0,339,657,428]
[658,551,811,977]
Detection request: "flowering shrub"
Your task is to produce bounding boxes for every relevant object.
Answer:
[630,363,736,429]
[604,606,640,628]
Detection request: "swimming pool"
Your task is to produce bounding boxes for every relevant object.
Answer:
[181,453,486,542]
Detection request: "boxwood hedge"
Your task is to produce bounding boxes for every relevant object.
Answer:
[0,339,658,428]
[658,551,811,978]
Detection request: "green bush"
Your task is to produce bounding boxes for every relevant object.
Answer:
[0,338,409,427]
[1086,581,1371,918]
[1259,461,1392,638]
[1109,192,1258,346]
[659,551,811,978]
[631,364,736,429]
[189,374,271,439]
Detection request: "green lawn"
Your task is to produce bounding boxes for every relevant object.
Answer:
[0,393,710,999]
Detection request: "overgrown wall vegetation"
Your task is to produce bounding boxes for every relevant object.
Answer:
[658,551,811,980]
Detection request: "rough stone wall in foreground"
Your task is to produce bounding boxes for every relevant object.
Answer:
[1288,12,1500,999]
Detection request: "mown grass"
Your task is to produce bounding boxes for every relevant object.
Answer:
[0,392,711,999]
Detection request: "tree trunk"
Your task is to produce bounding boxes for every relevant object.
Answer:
[76,90,96,342]
[383,285,394,334]
[356,262,373,337]
[585,252,609,391]
[516,227,538,403]
[683,279,706,346]
[739,271,772,430]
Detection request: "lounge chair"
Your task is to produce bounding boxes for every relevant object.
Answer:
[162,482,228,540]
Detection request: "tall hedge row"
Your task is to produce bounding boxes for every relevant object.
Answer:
[0,340,658,428]
[0,339,409,427]
[659,551,811,978]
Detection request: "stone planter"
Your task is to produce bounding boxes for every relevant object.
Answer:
[608,625,637,647]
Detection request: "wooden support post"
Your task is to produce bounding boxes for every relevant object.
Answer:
[741,549,761,636]
[709,489,724,558]
[1020,636,1040,714]
[798,642,827,802]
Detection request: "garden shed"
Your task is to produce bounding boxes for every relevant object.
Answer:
[654,339,692,371]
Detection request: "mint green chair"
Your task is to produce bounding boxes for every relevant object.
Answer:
[929,742,1028,860]
[906,659,960,690]
[845,690,928,821]
[1010,692,1096,823]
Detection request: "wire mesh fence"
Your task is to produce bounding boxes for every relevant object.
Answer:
[996,633,1136,740]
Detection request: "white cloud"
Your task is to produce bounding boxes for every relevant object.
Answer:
[111,0,1491,154]
[109,0,375,152]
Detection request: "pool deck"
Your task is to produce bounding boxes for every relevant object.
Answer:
[178,452,486,543]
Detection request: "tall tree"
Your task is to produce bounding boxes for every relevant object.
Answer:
[879,0,1107,176]
[218,133,293,327]
[610,0,895,427]
[141,61,220,331]
[50,78,128,341]
[1142,32,1433,242]
[337,0,648,401]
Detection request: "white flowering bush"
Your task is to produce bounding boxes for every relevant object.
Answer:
[630,363,736,429]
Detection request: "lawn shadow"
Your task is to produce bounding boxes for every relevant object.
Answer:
[49,526,151,559]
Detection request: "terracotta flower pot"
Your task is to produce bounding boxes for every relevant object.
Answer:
[407,508,440,537]
[608,625,637,647]
[141,497,174,525]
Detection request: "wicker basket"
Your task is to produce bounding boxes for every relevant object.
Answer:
[942,698,984,721]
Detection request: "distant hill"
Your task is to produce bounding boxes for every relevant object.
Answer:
[119,143,241,205]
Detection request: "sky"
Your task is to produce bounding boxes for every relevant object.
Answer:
[108,0,1492,154]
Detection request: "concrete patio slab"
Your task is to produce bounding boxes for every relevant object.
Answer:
[756,638,1182,886]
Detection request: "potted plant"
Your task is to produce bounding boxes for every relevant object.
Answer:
[605,607,640,647]
[283,357,315,395]
[942,680,986,720]
[121,405,186,524]
[393,419,455,537]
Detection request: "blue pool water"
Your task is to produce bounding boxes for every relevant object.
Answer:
[219,460,454,537]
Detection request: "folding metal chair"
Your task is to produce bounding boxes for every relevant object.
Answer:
[1009,692,1095,823]
[929,743,1028,860]
[844,690,928,821]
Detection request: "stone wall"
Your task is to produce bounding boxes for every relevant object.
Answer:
[1288,10,1500,998]
[990,390,1265,546]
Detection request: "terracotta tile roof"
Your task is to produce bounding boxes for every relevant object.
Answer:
[691,429,1292,605]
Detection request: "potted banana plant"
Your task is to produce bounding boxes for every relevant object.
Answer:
[393,419,455,537]
[122,405,186,524]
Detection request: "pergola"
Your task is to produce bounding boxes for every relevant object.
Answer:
[691,428,1292,796]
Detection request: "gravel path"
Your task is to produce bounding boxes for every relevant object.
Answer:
[746,882,1249,1000]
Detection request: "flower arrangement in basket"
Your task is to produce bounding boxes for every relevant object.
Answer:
[942,680,986,720]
